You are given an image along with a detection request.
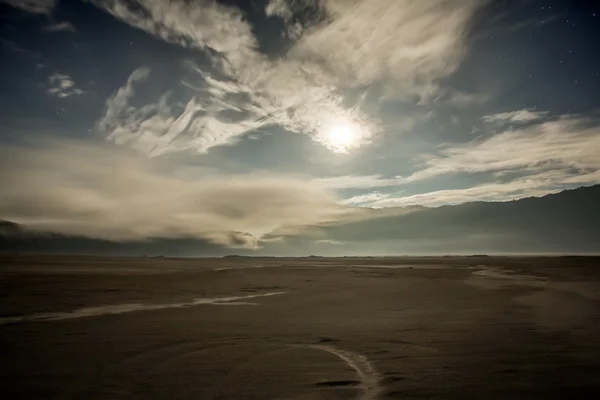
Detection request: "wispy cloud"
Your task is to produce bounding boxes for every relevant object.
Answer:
[1,39,28,53]
[2,0,74,34]
[1,39,45,60]
[98,57,376,155]
[341,110,600,207]
[92,0,484,155]
[407,112,600,183]
[1,0,56,15]
[264,0,324,39]
[98,66,274,156]
[97,67,150,134]
[312,175,403,190]
[47,72,84,98]
[482,109,549,125]
[355,171,598,208]
[338,192,392,206]
[290,0,484,99]
[265,0,295,21]
[316,239,345,246]
[42,21,75,33]
[443,90,489,107]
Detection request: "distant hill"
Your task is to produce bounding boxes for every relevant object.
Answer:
[0,220,21,235]
[317,185,600,254]
[1,185,599,255]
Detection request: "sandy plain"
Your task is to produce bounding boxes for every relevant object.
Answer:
[1,254,599,399]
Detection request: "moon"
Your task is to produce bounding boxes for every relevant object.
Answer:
[326,124,356,152]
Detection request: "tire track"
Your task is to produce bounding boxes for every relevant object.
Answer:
[71,340,382,399]
[309,344,382,400]
[0,292,286,325]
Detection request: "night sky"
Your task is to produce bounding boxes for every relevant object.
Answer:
[0,0,599,255]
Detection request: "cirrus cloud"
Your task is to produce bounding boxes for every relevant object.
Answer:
[342,110,600,208]
[408,112,600,183]
[92,0,484,155]
[1,0,56,15]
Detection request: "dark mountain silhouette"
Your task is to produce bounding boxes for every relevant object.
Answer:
[318,185,600,253]
[1,185,599,255]
[0,220,21,235]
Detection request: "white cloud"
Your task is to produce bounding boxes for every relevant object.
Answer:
[47,72,85,98]
[98,67,271,156]
[91,0,258,62]
[312,175,402,190]
[1,0,55,15]
[339,112,600,208]
[93,0,483,155]
[1,39,28,53]
[290,0,483,98]
[338,192,391,206]
[42,21,75,33]
[265,0,322,39]
[316,239,345,245]
[482,109,549,124]
[265,0,293,20]
[0,140,360,248]
[98,67,150,131]
[443,90,489,107]
[406,112,600,182]
[356,170,600,208]
[99,58,376,155]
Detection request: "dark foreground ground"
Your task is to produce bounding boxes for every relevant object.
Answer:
[1,255,599,399]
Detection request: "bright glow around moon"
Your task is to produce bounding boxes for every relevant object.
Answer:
[315,115,374,154]
[326,124,356,153]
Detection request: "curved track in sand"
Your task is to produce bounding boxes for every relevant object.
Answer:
[308,344,382,400]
